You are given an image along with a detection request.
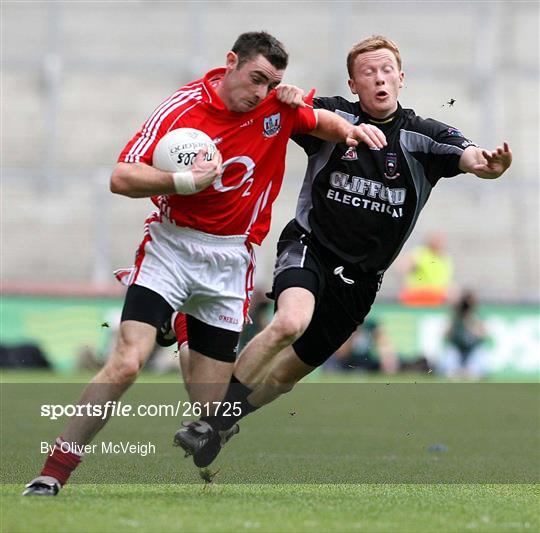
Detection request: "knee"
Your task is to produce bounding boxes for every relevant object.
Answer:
[104,356,141,384]
[104,344,144,384]
[269,314,309,346]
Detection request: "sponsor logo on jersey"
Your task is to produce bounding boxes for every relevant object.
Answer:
[263,113,281,137]
[342,147,358,161]
[328,171,406,218]
[330,171,406,205]
[240,119,254,128]
[384,152,400,179]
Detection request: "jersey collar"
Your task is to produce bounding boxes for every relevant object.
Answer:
[359,103,403,127]
[203,67,230,112]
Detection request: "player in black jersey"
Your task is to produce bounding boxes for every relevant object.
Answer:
[175,35,513,467]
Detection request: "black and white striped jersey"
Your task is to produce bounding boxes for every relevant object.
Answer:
[292,97,477,275]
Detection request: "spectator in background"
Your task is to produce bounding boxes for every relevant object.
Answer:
[0,343,50,369]
[399,232,454,306]
[329,318,399,374]
[328,317,429,375]
[437,290,488,378]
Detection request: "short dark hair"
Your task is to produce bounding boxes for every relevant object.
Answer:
[232,31,288,70]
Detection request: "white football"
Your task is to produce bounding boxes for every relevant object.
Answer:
[152,128,216,172]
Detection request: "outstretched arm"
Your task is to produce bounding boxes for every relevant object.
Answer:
[459,142,512,179]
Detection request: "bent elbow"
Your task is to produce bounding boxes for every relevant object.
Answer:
[109,176,121,195]
[110,169,131,196]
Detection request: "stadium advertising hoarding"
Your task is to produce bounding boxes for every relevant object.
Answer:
[1,295,538,377]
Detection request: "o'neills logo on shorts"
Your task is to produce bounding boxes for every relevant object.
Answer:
[219,315,239,325]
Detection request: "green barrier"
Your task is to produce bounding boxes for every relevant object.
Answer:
[371,304,539,377]
[1,295,538,376]
[1,296,123,372]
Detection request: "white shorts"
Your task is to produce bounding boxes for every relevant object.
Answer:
[115,212,255,332]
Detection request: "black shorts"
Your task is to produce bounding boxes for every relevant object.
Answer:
[121,284,239,362]
[270,220,382,367]
[121,284,173,329]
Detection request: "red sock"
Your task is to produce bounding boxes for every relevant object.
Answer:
[173,312,188,349]
[41,437,83,486]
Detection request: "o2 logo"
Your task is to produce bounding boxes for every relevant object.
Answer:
[213,156,255,197]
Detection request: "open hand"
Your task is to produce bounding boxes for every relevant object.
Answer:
[472,142,512,179]
[346,123,387,150]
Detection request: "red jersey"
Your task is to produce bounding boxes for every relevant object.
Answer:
[118,68,316,245]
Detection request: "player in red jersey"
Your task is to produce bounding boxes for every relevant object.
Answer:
[23,31,386,496]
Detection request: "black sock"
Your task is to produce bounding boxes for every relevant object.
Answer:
[201,374,258,431]
[222,396,258,430]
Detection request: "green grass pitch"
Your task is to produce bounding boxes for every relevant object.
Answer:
[2,483,538,532]
[1,370,538,532]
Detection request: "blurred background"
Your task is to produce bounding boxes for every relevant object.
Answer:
[1,0,538,377]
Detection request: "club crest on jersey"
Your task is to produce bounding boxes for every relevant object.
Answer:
[263,113,281,138]
[384,153,400,179]
[342,147,358,161]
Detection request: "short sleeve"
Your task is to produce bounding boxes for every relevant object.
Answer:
[402,118,478,183]
[290,89,317,135]
[430,122,478,179]
[117,89,189,165]
[118,118,172,165]
[292,96,340,155]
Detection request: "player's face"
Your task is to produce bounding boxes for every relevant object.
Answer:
[220,52,284,113]
[348,49,404,119]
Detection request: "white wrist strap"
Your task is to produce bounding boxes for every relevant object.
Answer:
[172,171,196,195]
